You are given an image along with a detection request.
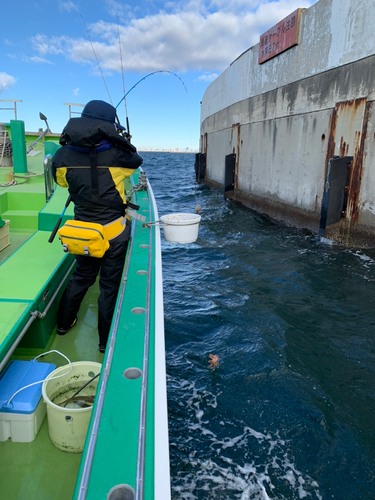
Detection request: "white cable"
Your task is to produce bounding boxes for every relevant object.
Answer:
[6,350,73,407]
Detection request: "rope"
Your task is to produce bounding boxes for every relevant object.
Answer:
[0,170,44,188]
[126,172,148,201]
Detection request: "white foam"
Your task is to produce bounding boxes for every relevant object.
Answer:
[170,377,322,499]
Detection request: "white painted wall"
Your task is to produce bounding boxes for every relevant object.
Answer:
[200,0,375,241]
[201,0,375,122]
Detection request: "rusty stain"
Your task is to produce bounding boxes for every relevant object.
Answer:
[327,98,366,161]
[347,102,370,223]
[325,107,337,165]
[230,123,241,191]
[336,97,367,114]
[341,160,352,221]
[339,137,347,157]
[236,125,240,190]
[325,98,369,227]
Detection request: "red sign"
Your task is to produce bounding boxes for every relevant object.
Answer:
[258,9,302,64]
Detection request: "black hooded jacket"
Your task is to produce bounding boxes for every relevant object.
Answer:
[52,114,143,225]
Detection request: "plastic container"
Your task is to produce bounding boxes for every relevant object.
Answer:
[160,213,201,243]
[42,361,101,453]
[0,360,56,442]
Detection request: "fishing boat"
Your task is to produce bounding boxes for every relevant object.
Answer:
[0,105,171,500]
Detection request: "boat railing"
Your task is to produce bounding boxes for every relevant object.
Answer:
[0,125,10,167]
[63,102,84,119]
[0,99,22,121]
[43,154,55,202]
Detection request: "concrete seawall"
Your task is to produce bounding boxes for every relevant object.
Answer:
[199,0,375,247]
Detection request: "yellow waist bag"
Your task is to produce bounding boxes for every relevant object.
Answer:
[57,221,110,258]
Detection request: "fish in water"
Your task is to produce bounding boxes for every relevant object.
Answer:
[57,395,95,408]
[208,354,219,369]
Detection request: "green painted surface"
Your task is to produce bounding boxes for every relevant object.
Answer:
[0,232,35,266]
[0,191,8,213]
[74,176,156,500]
[0,302,31,341]
[0,282,103,500]
[10,120,27,174]
[144,251,156,499]
[0,231,66,300]
[44,140,60,157]
[0,227,74,363]
[38,185,74,232]
[1,211,39,229]
[6,192,46,211]
[0,418,82,500]
[0,167,159,500]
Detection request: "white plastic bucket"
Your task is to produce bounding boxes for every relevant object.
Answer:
[160,213,201,243]
[42,361,101,453]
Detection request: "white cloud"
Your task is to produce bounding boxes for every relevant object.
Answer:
[21,55,54,64]
[31,0,314,73]
[30,56,54,64]
[198,73,218,82]
[73,88,79,95]
[0,72,16,94]
[58,1,79,12]
[105,0,133,19]
[31,34,65,56]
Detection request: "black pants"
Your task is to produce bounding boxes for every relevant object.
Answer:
[57,220,131,347]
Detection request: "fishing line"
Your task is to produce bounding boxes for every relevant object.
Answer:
[115,70,188,109]
[115,70,199,211]
[116,13,130,135]
[80,14,113,105]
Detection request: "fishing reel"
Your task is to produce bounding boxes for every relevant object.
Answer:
[120,129,132,142]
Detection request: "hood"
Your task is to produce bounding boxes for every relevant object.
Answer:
[59,116,136,152]
[81,100,125,131]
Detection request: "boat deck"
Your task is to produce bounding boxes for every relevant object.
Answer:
[0,147,103,498]
[0,285,102,500]
[0,143,169,500]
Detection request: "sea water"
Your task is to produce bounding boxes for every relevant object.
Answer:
[143,152,375,500]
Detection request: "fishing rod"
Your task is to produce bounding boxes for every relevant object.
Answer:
[115,70,188,109]
[48,195,72,243]
[116,69,199,211]
[116,13,130,137]
[80,14,113,105]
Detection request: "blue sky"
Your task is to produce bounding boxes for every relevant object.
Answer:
[1,0,314,150]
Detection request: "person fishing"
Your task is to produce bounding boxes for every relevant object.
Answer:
[51,99,143,353]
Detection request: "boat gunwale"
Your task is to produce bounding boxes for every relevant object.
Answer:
[76,179,139,499]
